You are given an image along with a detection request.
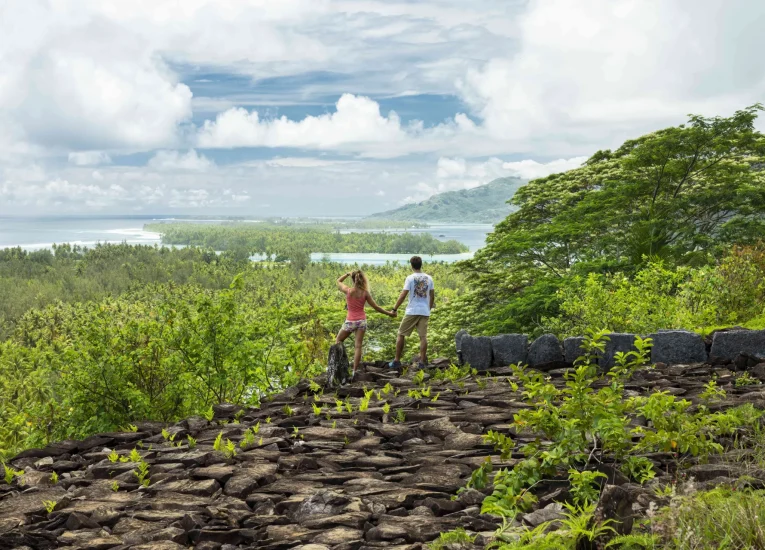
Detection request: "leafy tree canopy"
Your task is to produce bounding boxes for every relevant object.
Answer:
[463,105,765,334]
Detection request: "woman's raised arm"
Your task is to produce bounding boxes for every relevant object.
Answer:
[336,272,351,293]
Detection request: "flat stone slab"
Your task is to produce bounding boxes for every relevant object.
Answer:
[527,334,564,367]
[460,335,492,371]
[710,329,765,362]
[563,337,585,364]
[650,331,707,365]
[602,333,638,369]
[490,334,528,367]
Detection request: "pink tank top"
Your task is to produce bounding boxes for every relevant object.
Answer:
[346,290,366,321]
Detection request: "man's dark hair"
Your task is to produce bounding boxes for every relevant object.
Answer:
[410,256,422,270]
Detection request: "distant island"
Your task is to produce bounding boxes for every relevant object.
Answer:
[367,176,527,223]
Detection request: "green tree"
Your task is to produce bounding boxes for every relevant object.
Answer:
[464,105,765,335]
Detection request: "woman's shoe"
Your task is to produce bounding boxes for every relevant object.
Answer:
[388,361,401,369]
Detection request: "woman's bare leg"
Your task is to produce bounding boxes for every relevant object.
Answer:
[353,330,365,375]
[335,329,351,344]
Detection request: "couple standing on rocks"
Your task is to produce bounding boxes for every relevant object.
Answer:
[335,255,435,379]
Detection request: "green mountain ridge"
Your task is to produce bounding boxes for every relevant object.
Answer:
[367,176,527,223]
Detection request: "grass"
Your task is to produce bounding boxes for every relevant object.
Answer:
[650,487,765,549]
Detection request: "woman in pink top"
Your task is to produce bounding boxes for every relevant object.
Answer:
[336,269,396,378]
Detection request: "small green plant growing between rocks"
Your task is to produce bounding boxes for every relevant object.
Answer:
[203,406,215,422]
[187,435,197,449]
[241,429,255,448]
[224,438,237,458]
[335,399,344,413]
[213,431,224,451]
[43,500,57,514]
[134,460,150,487]
[413,370,425,385]
[283,404,294,416]
[568,469,607,506]
[408,388,422,399]
[462,457,492,491]
[490,503,614,549]
[312,402,323,416]
[129,448,142,463]
[331,420,337,429]
[394,408,406,423]
[700,379,726,403]
[359,391,373,412]
[108,450,119,463]
[111,481,120,492]
[344,399,353,413]
[265,416,271,424]
[253,421,261,434]
[49,471,58,484]
[382,402,391,414]
[736,372,761,386]
[427,528,476,550]
[621,456,656,484]
[309,380,321,393]
[292,426,299,438]
[382,382,393,395]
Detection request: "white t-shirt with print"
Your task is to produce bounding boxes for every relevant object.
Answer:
[403,273,434,316]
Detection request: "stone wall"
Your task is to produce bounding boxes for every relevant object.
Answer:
[456,328,765,371]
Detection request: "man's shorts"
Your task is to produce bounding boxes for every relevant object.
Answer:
[398,315,429,338]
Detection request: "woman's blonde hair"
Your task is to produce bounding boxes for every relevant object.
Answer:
[350,269,368,292]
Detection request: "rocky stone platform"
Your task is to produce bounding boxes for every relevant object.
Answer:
[3,359,765,550]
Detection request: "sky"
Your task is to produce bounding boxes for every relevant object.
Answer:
[1,0,764,217]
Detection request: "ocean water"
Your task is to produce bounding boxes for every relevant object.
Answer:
[0,216,493,264]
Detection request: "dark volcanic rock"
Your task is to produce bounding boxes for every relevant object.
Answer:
[527,334,564,368]
[602,333,638,369]
[563,336,585,365]
[460,335,492,371]
[490,334,528,367]
[710,329,765,363]
[650,330,708,365]
[4,348,763,550]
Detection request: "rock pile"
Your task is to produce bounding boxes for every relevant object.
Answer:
[3,354,765,549]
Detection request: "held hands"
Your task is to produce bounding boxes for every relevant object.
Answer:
[388,309,398,318]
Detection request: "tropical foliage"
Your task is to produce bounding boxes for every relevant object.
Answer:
[0,244,465,458]
[146,222,468,258]
[460,105,765,336]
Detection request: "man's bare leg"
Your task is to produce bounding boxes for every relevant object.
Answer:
[395,334,405,363]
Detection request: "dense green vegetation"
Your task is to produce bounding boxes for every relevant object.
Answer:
[145,222,469,259]
[459,105,765,337]
[0,244,465,458]
[368,176,526,223]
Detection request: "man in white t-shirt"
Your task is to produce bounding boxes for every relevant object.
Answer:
[389,256,435,368]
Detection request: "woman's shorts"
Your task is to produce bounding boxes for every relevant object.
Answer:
[342,319,367,332]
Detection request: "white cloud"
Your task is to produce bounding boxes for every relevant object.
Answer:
[148,150,214,171]
[457,0,765,148]
[197,94,408,149]
[264,157,354,168]
[501,157,587,180]
[68,151,112,166]
[1,9,192,151]
[436,157,466,178]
